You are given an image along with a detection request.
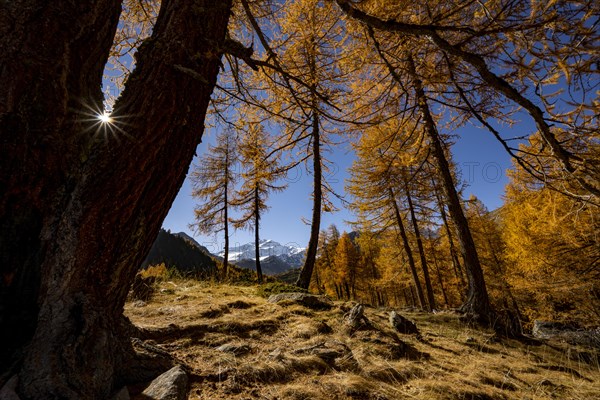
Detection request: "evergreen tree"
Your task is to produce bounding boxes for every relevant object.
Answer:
[334,232,360,300]
[231,118,287,283]
[313,224,340,297]
[190,129,237,279]
[502,144,600,324]
[347,125,428,309]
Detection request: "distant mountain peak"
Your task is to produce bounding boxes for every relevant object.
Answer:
[216,239,306,275]
[218,239,305,259]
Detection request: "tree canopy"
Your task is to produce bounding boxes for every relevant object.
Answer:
[0,0,598,397]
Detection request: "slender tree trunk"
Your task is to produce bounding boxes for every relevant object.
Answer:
[403,287,410,306]
[224,183,230,281]
[437,193,467,296]
[389,187,426,309]
[0,0,232,397]
[296,111,322,289]
[407,56,491,322]
[254,185,263,283]
[477,209,524,330]
[403,180,436,311]
[313,262,322,293]
[431,242,450,307]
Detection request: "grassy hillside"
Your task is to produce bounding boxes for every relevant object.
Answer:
[125,280,600,400]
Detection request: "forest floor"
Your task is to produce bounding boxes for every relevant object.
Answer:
[124,280,600,400]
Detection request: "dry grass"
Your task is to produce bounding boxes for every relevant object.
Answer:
[124,280,600,399]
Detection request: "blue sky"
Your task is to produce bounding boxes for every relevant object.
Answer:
[102,54,524,252]
[162,119,518,252]
[101,6,544,254]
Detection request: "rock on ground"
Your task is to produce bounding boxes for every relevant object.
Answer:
[216,343,252,356]
[345,304,368,330]
[140,365,188,400]
[268,292,333,310]
[389,311,419,334]
[533,320,600,348]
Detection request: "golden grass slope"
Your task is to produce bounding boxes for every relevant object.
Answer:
[125,281,600,400]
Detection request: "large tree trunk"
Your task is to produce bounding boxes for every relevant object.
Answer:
[406,56,492,322]
[0,0,232,397]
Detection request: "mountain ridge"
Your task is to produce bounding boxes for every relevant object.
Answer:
[217,239,306,275]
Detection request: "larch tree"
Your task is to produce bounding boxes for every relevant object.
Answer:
[190,129,238,280]
[347,124,428,310]
[236,0,355,290]
[339,6,493,322]
[400,168,437,311]
[0,0,233,397]
[334,231,360,300]
[354,229,383,305]
[276,0,353,289]
[231,117,287,283]
[464,195,523,332]
[313,224,341,297]
[336,0,600,201]
[406,54,492,321]
[501,138,600,324]
[335,0,599,326]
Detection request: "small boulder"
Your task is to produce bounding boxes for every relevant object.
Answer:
[389,311,419,335]
[216,343,252,356]
[141,365,188,400]
[132,300,147,308]
[268,348,284,360]
[532,320,600,348]
[345,304,368,330]
[532,320,569,339]
[268,292,333,310]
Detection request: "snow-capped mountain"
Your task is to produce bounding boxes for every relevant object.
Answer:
[217,239,306,270]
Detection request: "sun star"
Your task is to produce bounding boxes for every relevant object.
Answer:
[98,112,112,124]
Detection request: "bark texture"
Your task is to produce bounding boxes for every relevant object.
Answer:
[404,182,436,311]
[389,187,426,310]
[254,185,263,283]
[0,0,232,398]
[406,57,492,322]
[296,111,322,289]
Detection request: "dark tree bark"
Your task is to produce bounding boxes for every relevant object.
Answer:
[296,111,322,289]
[254,185,263,283]
[388,187,426,310]
[430,241,450,307]
[409,286,417,307]
[223,165,230,280]
[436,188,467,297]
[403,180,436,311]
[406,56,492,322]
[0,0,232,397]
